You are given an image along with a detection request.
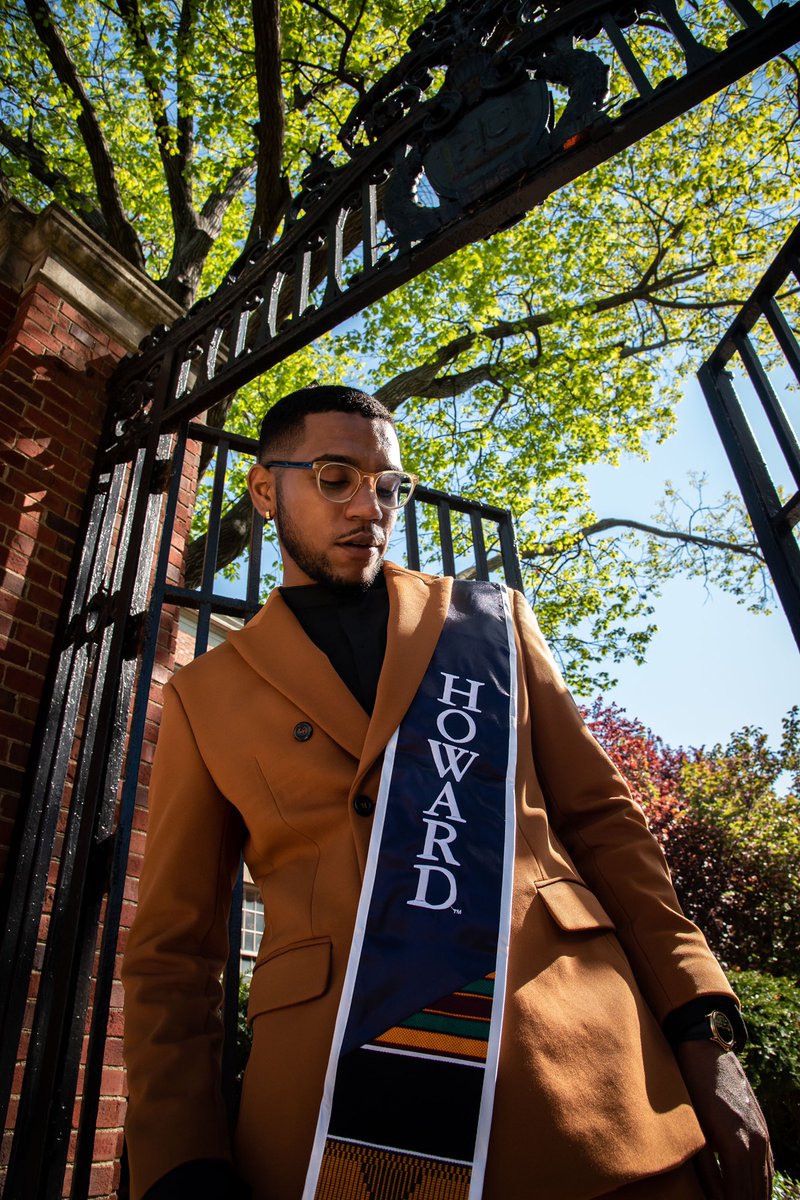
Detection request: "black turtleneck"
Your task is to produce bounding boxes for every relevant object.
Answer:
[279,570,390,714]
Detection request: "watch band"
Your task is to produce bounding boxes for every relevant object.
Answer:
[678,1009,740,1052]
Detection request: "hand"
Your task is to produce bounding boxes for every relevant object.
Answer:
[675,1040,773,1200]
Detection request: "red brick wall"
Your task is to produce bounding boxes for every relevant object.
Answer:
[0,277,127,878]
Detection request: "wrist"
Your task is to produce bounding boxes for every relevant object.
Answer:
[664,996,747,1053]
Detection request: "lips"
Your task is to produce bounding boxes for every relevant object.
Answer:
[336,529,385,550]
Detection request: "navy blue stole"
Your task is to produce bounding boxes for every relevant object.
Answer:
[303,581,518,1200]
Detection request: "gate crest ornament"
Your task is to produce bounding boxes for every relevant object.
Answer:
[383,33,610,248]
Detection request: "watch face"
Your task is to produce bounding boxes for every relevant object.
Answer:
[708,1011,736,1048]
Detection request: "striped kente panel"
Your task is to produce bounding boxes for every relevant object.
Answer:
[373,976,494,1061]
[316,1140,471,1200]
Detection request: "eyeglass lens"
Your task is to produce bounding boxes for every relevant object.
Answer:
[317,462,413,508]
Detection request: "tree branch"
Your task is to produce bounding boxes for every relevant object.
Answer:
[543,517,764,560]
[0,117,108,239]
[458,517,764,579]
[200,159,258,231]
[175,0,197,172]
[115,0,194,224]
[375,261,717,410]
[160,159,258,305]
[250,0,289,244]
[22,0,145,269]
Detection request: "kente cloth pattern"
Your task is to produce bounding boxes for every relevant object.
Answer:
[303,581,518,1200]
[315,1141,472,1200]
[373,976,495,1061]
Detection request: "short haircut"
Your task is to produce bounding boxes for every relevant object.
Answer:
[257,385,395,462]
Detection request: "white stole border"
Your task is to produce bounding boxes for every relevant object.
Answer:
[468,587,518,1199]
[301,725,399,1200]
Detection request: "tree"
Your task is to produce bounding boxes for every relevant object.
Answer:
[3,0,799,687]
[585,700,800,977]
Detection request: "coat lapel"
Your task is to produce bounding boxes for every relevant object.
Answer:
[227,589,369,760]
[225,564,451,776]
[354,563,452,788]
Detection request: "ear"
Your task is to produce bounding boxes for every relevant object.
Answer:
[248,463,276,519]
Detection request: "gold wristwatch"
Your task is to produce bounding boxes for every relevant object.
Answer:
[680,1009,738,1052]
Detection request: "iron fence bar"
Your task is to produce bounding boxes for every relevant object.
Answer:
[777,489,800,532]
[414,482,514,523]
[698,361,800,651]
[361,179,379,272]
[187,422,260,454]
[469,509,489,580]
[732,329,800,490]
[195,437,231,655]
[762,294,800,384]
[0,446,124,953]
[499,514,525,592]
[601,14,654,97]
[404,498,421,571]
[7,495,149,1194]
[6,512,138,1191]
[656,3,715,71]
[68,427,189,1199]
[778,491,800,531]
[723,0,763,27]
[709,221,800,369]
[246,508,265,611]
[162,586,257,617]
[436,500,456,576]
[49,437,179,1190]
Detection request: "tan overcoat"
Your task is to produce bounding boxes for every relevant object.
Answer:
[122,563,735,1200]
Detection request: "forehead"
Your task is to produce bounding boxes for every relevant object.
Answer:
[293,411,401,465]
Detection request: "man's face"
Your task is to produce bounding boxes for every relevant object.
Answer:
[247,411,402,591]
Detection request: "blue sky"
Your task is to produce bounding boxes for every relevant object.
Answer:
[585,372,798,752]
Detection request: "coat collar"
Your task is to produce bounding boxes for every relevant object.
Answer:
[226,563,451,771]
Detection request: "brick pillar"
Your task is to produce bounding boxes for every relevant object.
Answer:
[0,199,186,1197]
[0,199,182,878]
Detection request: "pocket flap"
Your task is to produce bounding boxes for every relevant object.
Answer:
[247,937,332,1022]
[537,879,615,932]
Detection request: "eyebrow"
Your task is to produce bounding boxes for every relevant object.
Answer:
[314,453,404,471]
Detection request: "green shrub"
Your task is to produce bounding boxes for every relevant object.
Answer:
[734,970,800,1176]
[775,1174,800,1199]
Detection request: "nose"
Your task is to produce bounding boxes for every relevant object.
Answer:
[345,476,385,520]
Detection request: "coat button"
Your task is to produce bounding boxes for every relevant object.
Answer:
[293,722,313,741]
[353,794,374,817]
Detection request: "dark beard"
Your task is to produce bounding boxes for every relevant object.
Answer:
[274,500,384,594]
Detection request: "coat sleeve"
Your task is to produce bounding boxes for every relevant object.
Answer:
[122,679,244,1200]
[511,588,737,1022]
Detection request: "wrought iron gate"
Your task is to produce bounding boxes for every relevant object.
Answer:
[698,220,800,651]
[1,0,798,1194]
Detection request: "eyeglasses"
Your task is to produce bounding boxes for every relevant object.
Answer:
[263,460,418,510]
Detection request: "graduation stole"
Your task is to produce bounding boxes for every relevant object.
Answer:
[303,581,518,1200]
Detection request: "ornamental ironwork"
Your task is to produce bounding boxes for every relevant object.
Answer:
[108,0,799,433]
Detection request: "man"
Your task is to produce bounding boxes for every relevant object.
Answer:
[122,385,771,1200]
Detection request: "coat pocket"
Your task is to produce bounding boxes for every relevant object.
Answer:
[247,936,332,1022]
[536,878,616,932]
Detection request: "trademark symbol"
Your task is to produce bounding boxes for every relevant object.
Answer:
[452,907,462,915]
